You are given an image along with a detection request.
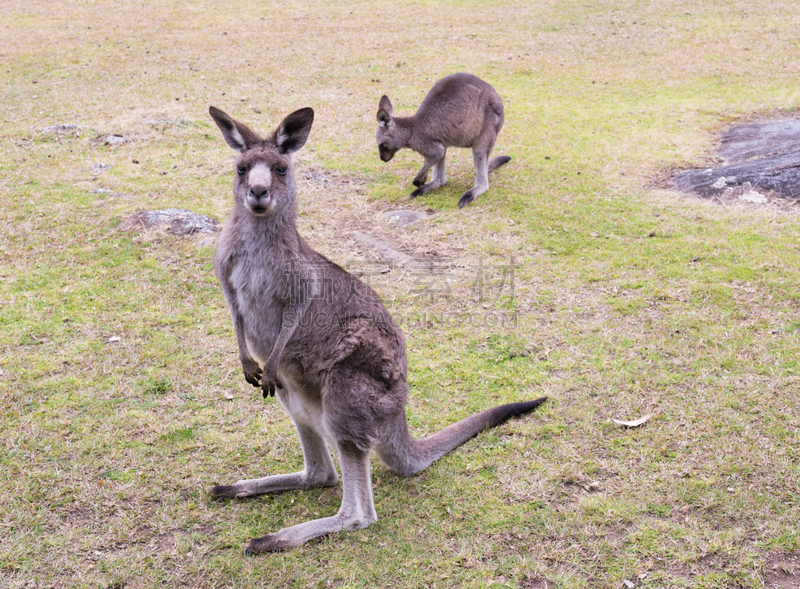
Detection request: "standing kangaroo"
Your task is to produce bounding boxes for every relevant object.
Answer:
[376,72,511,208]
[208,105,546,553]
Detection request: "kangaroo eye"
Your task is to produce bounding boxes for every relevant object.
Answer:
[276,166,287,176]
[236,167,246,176]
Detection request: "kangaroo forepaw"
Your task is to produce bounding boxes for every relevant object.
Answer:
[241,359,262,388]
[261,376,283,398]
[412,178,424,187]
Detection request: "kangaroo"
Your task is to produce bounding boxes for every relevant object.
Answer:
[376,72,511,208]
[208,104,546,553]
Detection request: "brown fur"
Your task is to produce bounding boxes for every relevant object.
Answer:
[376,73,511,208]
[207,105,545,553]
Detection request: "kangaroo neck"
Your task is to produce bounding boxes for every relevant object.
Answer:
[238,206,304,257]
[393,116,415,147]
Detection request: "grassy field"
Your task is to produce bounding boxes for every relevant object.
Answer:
[2,0,799,587]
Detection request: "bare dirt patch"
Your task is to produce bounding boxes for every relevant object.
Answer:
[764,552,800,589]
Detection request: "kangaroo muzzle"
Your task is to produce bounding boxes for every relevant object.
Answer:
[246,164,273,213]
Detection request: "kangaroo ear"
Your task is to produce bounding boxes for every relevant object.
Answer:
[276,107,314,154]
[377,96,393,127]
[209,106,261,152]
[377,109,391,127]
[378,95,393,116]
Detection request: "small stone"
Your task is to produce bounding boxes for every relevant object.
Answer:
[383,209,428,227]
[90,163,112,174]
[102,134,126,146]
[739,190,767,204]
[107,336,121,343]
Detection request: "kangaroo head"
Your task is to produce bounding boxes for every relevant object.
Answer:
[375,95,404,163]
[209,106,314,217]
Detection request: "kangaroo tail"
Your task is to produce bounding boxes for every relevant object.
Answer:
[489,155,512,172]
[377,397,547,477]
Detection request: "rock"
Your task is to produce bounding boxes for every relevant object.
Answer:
[673,118,800,201]
[350,230,412,265]
[90,163,112,175]
[718,118,800,163]
[39,124,85,135]
[739,189,768,204]
[100,134,126,146]
[383,209,429,227]
[121,209,221,235]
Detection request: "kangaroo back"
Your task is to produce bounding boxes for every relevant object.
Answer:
[414,73,504,146]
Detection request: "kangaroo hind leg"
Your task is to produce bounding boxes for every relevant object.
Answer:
[245,441,376,553]
[210,421,338,499]
[459,142,492,208]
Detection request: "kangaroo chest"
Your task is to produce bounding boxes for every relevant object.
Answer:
[228,252,289,362]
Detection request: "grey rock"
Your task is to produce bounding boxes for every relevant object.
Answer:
[719,118,800,164]
[39,124,86,135]
[121,208,221,235]
[101,134,126,146]
[90,163,112,175]
[674,118,800,200]
[350,230,412,265]
[383,209,428,227]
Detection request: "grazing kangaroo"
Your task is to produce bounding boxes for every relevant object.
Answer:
[376,72,511,208]
[208,104,546,553]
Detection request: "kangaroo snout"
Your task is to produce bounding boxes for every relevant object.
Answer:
[249,184,269,200]
[247,184,272,213]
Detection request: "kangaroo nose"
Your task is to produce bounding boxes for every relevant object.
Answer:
[249,184,269,200]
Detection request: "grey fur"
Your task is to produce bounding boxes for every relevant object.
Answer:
[208,105,545,553]
[376,73,511,208]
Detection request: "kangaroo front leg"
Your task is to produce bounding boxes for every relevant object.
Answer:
[412,157,435,188]
[410,147,447,198]
[210,422,337,498]
[245,442,376,553]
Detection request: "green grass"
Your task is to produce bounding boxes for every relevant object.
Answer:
[1,0,800,587]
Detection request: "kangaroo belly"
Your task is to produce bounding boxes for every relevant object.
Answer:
[424,111,489,149]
